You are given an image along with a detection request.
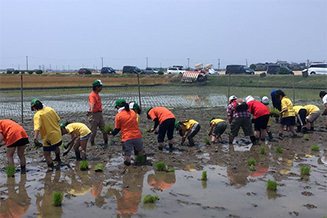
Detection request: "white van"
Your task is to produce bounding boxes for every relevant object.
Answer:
[308,63,327,75]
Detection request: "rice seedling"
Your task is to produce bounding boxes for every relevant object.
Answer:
[311,144,319,151]
[104,125,114,133]
[275,147,282,153]
[201,171,207,181]
[168,168,175,172]
[154,161,166,171]
[143,129,150,134]
[5,165,15,177]
[204,139,210,145]
[259,146,265,154]
[95,164,104,172]
[143,195,159,203]
[247,158,256,166]
[249,164,256,171]
[300,166,311,175]
[80,160,89,171]
[266,179,278,191]
[52,191,63,206]
[303,134,309,140]
[270,109,280,117]
[135,155,146,164]
[59,144,65,149]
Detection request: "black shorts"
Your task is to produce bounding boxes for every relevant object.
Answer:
[157,118,175,143]
[7,138,29,148]
[280,116,296,126]
[254,114,269,131]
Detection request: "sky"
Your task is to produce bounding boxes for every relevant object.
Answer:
[0,0,326,71]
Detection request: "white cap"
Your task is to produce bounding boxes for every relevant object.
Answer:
[261,96,269,104]
[245,95,254,103]
[229,95,237,102]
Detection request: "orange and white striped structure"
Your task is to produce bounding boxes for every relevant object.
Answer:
[181,71,206,83]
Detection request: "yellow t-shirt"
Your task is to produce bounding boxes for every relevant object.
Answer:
[281,96,295,117]
[210,119,225,125]
[33,107,62,147]
[304,105,320,115]
[180,119,198,135]
[136,114,140,124]
[66,123,91,138]
[293,106,305,115]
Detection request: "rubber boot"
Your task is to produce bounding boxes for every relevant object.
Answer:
[134,147,139,156]
[75,149,81,161]
[54,153,61,163]
[268,132,273,140]
[310,127,314,131]
[301,126,308,133]
[47,162,54,171]
[250,136,257,145]
[124,161,131,166]
[21,165,26,174]
[296,125,301,132]
[169,144,173,150]
[229,135,234,144]
[81,152,87,161]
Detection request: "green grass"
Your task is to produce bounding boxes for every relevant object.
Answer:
[5,165,15,177]
[154,161,166,171]
[143,194,159,203]
[300,166,311,175]
[80,160,89,170]
[247,158,256,166]
[135,155,146,164]
[95,164,104,172]
[259,146,265,154]
[303,134,309,140]
[168,168,175,172]
[267,179,278,191]
[204,139,210,145]
[275,147,283,153]
[52,191,63,206]
[201,171,207,181]
[311,145,319,151]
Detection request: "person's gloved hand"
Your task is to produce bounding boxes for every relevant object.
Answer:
[34,139,43,148]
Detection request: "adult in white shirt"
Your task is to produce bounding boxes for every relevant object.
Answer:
[319,91,327,129]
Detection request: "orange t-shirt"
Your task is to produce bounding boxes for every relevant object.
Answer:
[148,107,175,124]
[88,91,102,112]
[0,120,28,146]
[115,110,142,141]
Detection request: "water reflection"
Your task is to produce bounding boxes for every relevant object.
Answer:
[147,170,176,191]
[0,174,31,218]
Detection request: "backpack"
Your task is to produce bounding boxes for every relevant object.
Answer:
[233,99,248,112]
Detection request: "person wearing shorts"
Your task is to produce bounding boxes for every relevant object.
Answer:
[227,95,256,145]
[304,105,321,131]
[146,107,176,150]
[274,90,298,137]
[0,120,29,174]
[109,99,146,166]
[175,119,201,146]
[60,122,91,160]
[208,117,227,143]
[293,106,307,133]
[31,98,62,170]
[88,79,108,146]
[246,95,270,143]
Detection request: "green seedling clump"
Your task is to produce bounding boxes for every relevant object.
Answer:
[311,145,319,151]
[247,158,256,166]
[5,165,15,177]
[154,161,166,171]
[275,147,283,153]
[143,194,159,203]
[303,134,309,140]
[249,164,256,171]
[143,129,150,134]
[104,125,114,133]
[95,164,104,172]
[135,155,146,164]
[53,191,63,206]
[300,166,311,175]
[204,139,210,145]
[168,168,175,172]
[201,171,207,181]
[270,109,280,117]
[266,179,278,191]
[80,160,89,171]
[60,144,65,149]
[259,146,265,154]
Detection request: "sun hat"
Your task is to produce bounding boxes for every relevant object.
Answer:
[92,79,104,86]
[245,95,255,103]
[31,98,42,111]
[115,99,126,107]
[129,102,139,110]
[59,122,66,129]
[146,107,153,115]
[261,96,269,104]
[174,121,180,129]
[229,95,237,102]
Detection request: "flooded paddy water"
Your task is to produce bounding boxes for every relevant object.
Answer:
[0,86,327,218]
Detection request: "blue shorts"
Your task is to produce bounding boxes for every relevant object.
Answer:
[123,138,143,156]
[80,133,91,140]
[43,141,62,151]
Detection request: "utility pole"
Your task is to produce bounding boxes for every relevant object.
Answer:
[101,57,103,68]
[218,59,220,70]
[146,57,148,68]
[187,58,189,69]
[246,59,248,66]
[26,56,28,71]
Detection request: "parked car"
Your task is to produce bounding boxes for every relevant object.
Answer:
[78,68,92,74]
[167,66,185,74]
[307,63,327,75]
[122,66,141,74]
[101,67,116,74]
[225,65,254,74]
[144,67,159,74]
[208,68,219,75]
[266,65,293,75]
